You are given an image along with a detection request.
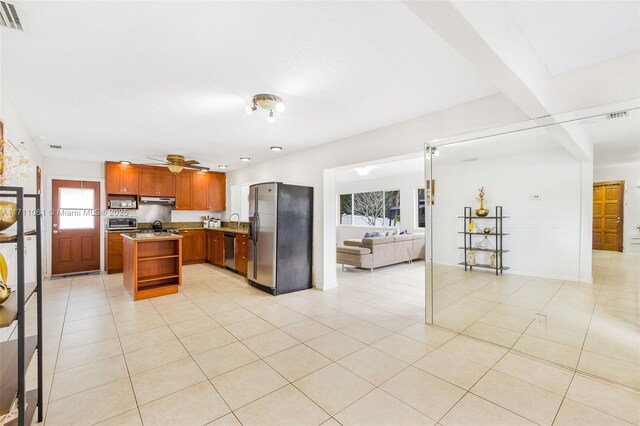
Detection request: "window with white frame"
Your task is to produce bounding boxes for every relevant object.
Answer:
[339,190,400,227]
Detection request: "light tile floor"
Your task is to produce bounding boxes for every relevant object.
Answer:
[18,256,640,425]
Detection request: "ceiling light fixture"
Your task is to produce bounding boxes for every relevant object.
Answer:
[167,164,184,173]
[425,146,439,159]
[270,146,283,152]
[119,161,131,165]
[246,94,284,123]
[240,157,251,162]
[218,165,228,169]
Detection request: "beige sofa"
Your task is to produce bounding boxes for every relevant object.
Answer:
[336,233,425,271]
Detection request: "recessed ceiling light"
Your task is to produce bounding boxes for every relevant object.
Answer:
[270,146,283,152]
[240,157,251,162]
[218,165,228,169]
[120,161,131,165]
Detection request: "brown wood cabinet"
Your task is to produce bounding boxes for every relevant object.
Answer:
[235,234,248,276]
[105,162,138,195]
[192,171,209,210]
[175,171,192,210]
[207,172,226,211]
[138,166,175,197]
[180,229,206,264]
[206,230,225,267]
[106,232,132,273]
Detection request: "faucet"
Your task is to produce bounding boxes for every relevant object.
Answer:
[227,213,240,229]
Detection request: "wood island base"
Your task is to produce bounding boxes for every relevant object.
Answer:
[122,233,182,300]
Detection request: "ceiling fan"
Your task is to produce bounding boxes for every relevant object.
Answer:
[145,154,209,173]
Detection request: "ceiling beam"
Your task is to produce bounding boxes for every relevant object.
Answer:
[404,0,593,161]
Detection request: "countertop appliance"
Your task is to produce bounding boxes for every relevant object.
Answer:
[107,217,138,230]
[139,196,175,205]
[248,182,313,295]
[108,199,137,209]
[224,233,235,270]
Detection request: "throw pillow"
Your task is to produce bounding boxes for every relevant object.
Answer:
[363,232,376,238]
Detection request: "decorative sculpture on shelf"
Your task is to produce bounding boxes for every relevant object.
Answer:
[467,250,476,266]
[490,252,497,268]
[468,220,475,233]
[475,186,489,217]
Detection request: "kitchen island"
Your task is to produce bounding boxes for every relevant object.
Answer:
[122,232,182,300]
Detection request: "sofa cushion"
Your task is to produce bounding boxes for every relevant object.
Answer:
[393,234,413,242]
[362,236,396,245]
[343,239,362,247]
[410,233,425,240]
[337,245,372,255]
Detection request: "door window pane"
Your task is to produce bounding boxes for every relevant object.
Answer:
[340,194,353,225]
[59,188,95,229]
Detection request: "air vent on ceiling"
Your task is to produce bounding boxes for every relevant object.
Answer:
[49,144,62,149]
[0,1,22,31]
[608,111,628,120]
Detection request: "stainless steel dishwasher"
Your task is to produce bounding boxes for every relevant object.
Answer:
[224,233,236,270]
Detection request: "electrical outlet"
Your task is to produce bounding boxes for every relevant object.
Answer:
[535,314,547,330]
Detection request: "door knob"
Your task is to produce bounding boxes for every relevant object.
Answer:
[53,230,60,234]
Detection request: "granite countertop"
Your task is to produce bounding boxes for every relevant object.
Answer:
[121,232,182,241]
[107,221,249,235]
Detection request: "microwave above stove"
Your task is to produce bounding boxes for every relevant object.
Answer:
[107,217,138,230]
[108,199,137,209]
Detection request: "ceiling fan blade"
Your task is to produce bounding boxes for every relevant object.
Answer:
[183,160,200,165]
[146,157,169,163]
[186,165,210,171]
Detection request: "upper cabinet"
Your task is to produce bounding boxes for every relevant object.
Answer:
[105,161,225,210]
[105,162,139,195]
[138,166,175,197]
[207,172,226,211]
[174,170,226,211]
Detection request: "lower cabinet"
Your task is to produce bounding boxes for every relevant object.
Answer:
[106,232,124,274]
[180,229,205,264]
[206,230,225,267]
[235,234,248,276]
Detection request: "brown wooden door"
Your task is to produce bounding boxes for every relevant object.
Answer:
[105,162,122,194]
[175,171,192,210]
[593,181,624,252]
[52,179,101,275]
[138,166,156,196]
[192,171,209,210]
[192,230,206,261]
[155,168,175,197]
[207,172,226,211]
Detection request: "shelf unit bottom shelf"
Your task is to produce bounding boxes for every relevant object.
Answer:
[458,262,510,270]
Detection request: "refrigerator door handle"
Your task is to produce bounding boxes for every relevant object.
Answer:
[254,213,260,244]
[248,215,254,242]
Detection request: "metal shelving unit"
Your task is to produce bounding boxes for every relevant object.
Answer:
[0,186,43,426]
[458,205,508,275]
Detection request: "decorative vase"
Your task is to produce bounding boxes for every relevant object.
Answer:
[490,252,497,268]
[467,250,476,266]
[0,201,18,232]
[483,227,493,234]
[475,187,489,217]
[0,253,9,304]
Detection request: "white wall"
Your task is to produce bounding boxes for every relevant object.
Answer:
[595,163,640,255]
[227,94,529,289]
[336,173,423,242]
[431,155,583,280]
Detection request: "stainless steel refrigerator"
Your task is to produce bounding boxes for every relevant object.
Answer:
[247,182,313,295]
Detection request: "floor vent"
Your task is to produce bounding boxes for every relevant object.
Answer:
[0,1,22,31]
